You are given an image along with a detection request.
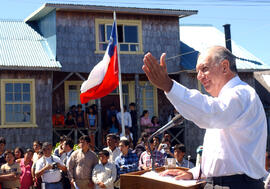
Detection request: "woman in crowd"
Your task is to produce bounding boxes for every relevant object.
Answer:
[86,106,97,150]
[108,115,120,134]
[18,148,34,189]
[14,147,24,160]
[150,116,160,133]
[140,110,152,134]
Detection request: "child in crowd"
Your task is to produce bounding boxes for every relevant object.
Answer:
[65,112,76,128]
[18,148,34,189]
[31,149,43,189]
[14,147,24,160]
[139,139,165,170]
[0,150,21,189]
[92,150,117,189]
[86,106,97,150]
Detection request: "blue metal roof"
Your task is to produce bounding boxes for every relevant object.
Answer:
[0,20,61,70]
[180,24,270,71]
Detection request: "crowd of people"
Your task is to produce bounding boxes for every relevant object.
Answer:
[0,130,195,189]
[52,102,169,148]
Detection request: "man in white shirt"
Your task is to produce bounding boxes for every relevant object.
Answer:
[103,134,121,163]
[35,142,66,189]
[116,105,132,128]
[143,46,267,188]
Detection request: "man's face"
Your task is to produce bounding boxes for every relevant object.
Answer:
[99,154,109,164]
[43,145,52,157]
[106,137,116,149]
[129,105,135,111]
[79,139,89,151]
[63,141,69,152]
[174,149,185,162]
[119,142,129,155]
[0,143,5,152]
[196,52,225,97]
[5,153,15,164]
[33,142,40,152]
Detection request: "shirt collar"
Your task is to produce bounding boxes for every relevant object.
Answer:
[218,75,241,97]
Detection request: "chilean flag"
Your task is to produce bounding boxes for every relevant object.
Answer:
[80,21,119,104]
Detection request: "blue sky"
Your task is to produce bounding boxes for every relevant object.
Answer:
[1,0,269,64]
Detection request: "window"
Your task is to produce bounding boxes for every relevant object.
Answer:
[109,82,133,106]
[139,82,158,118]
[64,81,95,112]
[95,19,143,54]
[1,79,36,127]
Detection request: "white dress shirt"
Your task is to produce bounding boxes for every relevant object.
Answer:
[92,162,117,189]
[117,111,132,127]
[103,147,121,163]
[166,76,267,179]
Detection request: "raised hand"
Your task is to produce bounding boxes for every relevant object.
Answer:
[142,53,173,93]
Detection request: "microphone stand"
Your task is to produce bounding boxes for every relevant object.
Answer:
[147,114,184,171]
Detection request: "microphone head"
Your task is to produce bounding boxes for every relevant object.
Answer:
[172,114,184,125]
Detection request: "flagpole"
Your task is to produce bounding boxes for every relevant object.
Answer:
[114,11,125,137]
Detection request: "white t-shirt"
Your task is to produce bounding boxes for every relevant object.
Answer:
[35,155,64,183]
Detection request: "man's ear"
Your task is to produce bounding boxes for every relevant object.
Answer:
[221,59,230,73]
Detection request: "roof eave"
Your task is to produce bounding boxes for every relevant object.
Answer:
[0,66,61,71]
[25,3,197,22]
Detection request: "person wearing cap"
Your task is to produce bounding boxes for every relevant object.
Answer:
[35,142,66,189]
[143,46,267,188]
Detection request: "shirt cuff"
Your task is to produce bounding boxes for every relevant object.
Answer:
[165,80,186,100]
[187,166,200,180]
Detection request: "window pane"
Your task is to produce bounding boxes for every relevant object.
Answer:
[14,104,21,113]
[69,89,79,108]
[117,25,123,42]
[99,24,105,42]
[106,25,112,41]
[6,93,13,102]
[6,112,13,122]
[23,84,30,92]
[14,83,21,93]
[6,104,13,112]
[69,85,77,90]
[15,93,22,101]
[130,44,139,51]
[14,113,23,122]
[23,93,30,102]
[22,112,31,122]
[124,26,138,43]
[23,104,31,112]
[120,44,128,51]
[122,84,128,93]
[5,83,13,92]
[145,91,153,98]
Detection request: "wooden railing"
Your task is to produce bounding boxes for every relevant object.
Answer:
[52,127,99,150]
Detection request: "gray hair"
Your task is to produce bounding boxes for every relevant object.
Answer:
[211,46,238,74]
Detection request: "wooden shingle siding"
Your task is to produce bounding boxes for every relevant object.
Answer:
[56,11,180,73]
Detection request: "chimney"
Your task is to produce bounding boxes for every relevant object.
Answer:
[223,24,232,52]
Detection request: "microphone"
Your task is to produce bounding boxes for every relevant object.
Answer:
[149,114,184,139]
[148,114,184,171]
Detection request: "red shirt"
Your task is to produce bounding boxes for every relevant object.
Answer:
[52,114,65,127]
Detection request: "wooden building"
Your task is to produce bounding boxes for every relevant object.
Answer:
[0,3,197,149]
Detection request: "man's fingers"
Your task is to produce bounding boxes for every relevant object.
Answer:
[160,53,167,71]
